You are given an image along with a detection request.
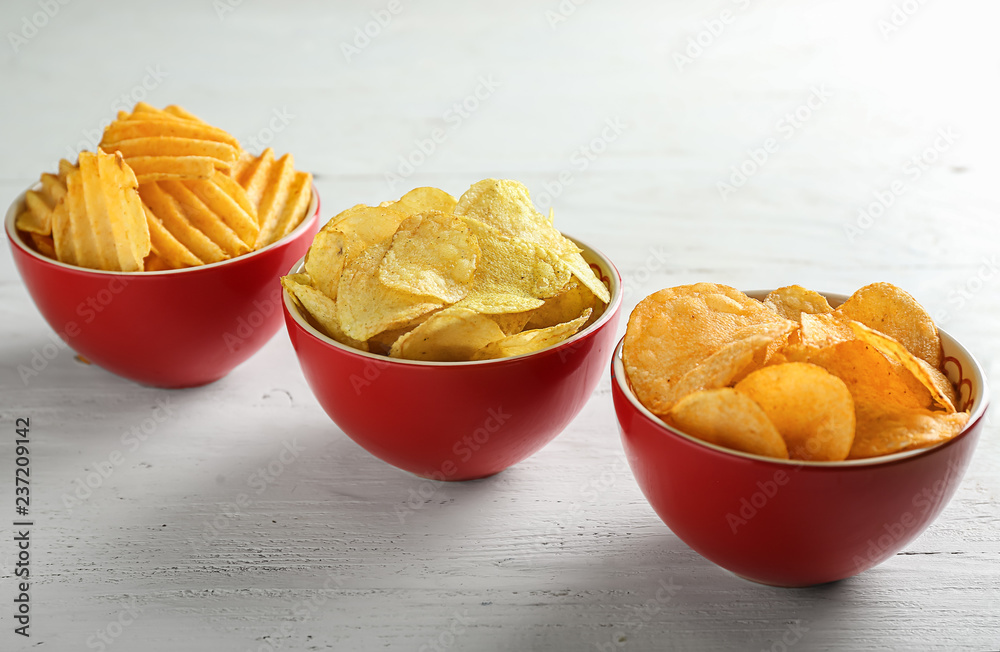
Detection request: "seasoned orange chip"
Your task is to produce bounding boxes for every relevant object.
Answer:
[668,388,789,459]
[834,282,941,367]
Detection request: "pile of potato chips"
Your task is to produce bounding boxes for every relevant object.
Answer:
[15,103,312,271]
[283,179,611,361]
[623,283,969,460]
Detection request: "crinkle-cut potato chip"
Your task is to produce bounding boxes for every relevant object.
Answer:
[234,149,312,248]
[337,238,445,342]
[281,274,367,351]
[18,168,70,236]
[453,217,571,315]
[385,187,457,215]
[848,321,956,412]
[378,212,479,303]
[667,388,789,459]
[764,285,833,321]
[389,307,506,361]
[805,340,932,411]
[51,150,151,272]
[454,178,610,303]
[622,283,796,415]
[834,282,941,368]
[849,402,969,459]
[139,182,228,264]
[473,309,591,361]
[525,278,599,331]
[158,180,251,258]
[735,363,856,461]
[661,323,797,416]
[305,204,410,300]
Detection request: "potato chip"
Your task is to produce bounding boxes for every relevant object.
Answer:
[667,388,789,459]
[849,403,969,459]
[454,179,610,303]
[798,312,854,350]
[183,174,259,247]
[805,340,932,411]
[281,274,367,351]
[735,362,855,461]
[473,309,590,360]
[378,212,479,303]
[834,282,941,367]
[28,233,56,259]
[386,187,457,215]
[143,203,202,269]
[96,150,151,272]
[848,321,956,412]
[138,182,227,264]
[337,238,444,341]
[390,307,506,361]
[158,180,250,257]
[622,283,796,415]
[453,217,571,315]
[524,278,599,331]
[764,285,833,321]
[104,137,239,170]
[304,204,410,300]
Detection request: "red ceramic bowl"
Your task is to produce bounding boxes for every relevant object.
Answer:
[283,237,622,481]
[612,291,989,587]
[6,185,320,388]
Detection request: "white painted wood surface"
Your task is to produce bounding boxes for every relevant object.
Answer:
[1,1,999,650]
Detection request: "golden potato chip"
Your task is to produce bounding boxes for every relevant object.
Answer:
[798,312,854,350]
[454,178,610,303]
[667,388,789,459]
[848,321,955,412]
[19,169,68,236]
[377,212,478,303]
[138,182,227,264]
[849,403,969,459]
[337,238,444,341]
[805,340,932,411]
[835,282,941,367]
[735,362,855,461]
[159,180,250,257]
[764,285,833,321]
[524,278,599,331]
[304,204,410,300]
[29,233,56,259]
[622,283,796,415]
[281,274,367,351]
[390,307,506,361]
[184,174,259,247]
[104,137,239,170]
[96,150,151,272]
[386,187,457,215]
[120,155,217,183]
[453,217,571,315]
[101,117,241,151]
[142,203,202,269]
[473,309,590,360]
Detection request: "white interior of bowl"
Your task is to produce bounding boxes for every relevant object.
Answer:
[284,235,623,367]
[5,183,319,276]
[613,290,990,467]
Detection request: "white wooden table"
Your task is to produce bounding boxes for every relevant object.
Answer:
[2,1,998,650]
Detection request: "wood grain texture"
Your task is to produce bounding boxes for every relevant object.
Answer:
[1,0,999,650]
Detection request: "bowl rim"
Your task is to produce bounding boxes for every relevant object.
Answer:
[5,181,320,276]
[283,233,623,367]
[612,288,990,468]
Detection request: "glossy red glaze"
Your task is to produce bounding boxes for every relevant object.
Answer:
[283,239,622,481]
[6,186,320,388]
[612,294,989,587]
